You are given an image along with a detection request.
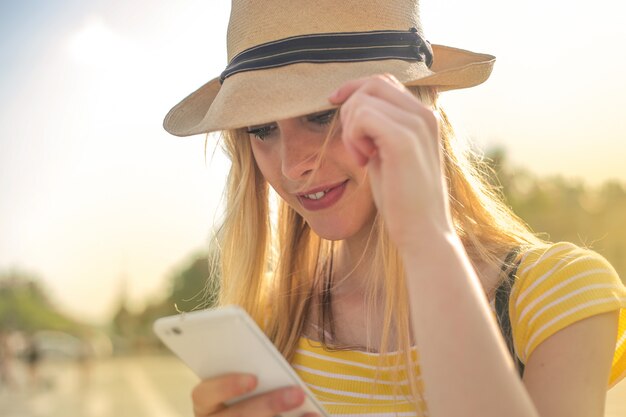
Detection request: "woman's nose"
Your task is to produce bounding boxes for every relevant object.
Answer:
[280,127,320,181]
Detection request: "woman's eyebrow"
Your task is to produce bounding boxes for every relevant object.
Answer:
[307,109,336,117]
[247,121,276,130]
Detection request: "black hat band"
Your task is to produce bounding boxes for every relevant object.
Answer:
[219,28,433,84]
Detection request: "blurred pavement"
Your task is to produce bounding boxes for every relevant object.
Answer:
[0,355,197,417]
[0,354,624,417]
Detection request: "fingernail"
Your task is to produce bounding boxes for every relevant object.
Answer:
[239,375,256,392]
[328,89,340,101]
[282,387,304,407]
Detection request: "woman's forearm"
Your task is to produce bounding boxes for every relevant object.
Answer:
[403,233,539,417]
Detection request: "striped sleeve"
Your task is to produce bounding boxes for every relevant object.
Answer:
[509,242,626,387]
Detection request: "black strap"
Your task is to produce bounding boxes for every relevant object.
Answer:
[220,28,433,83]
[495,248,526,377]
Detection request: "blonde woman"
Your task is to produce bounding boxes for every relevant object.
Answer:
[163,1,626,416]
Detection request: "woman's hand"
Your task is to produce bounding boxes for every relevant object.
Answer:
[191,373,316,417]
[329,74,455,252]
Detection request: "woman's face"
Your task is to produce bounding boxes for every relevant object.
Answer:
[247,110,377,241]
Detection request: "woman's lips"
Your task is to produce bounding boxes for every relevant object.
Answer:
[297,180,348,211]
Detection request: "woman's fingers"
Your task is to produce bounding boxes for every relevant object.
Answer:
[330,74,433,129]
[340,93,438,167]
[342,135,372,167]
[330,73,404,104]
[192,373,257,416]
[191,373,309,417]
[214,386,306,417]
[331,74,440,167]
[327,73,452,249]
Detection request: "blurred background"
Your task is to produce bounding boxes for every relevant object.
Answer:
[1,0,625,416]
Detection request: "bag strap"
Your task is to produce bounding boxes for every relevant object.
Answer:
[494,247,526,378]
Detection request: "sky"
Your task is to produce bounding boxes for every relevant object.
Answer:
[1,0,625,324]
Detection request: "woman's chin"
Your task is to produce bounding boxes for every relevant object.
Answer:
[306,221,360,241]
[304,209,377,242]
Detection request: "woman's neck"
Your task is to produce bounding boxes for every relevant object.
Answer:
[332,224,379,297]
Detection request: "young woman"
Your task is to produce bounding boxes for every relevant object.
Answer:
[163,1,626,416]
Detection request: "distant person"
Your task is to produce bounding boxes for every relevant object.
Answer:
[0,330,16,389]
[23,334,41,387]
[163,0,626,416]
[76,338,93,389]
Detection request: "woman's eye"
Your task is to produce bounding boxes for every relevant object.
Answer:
[246,125,275,140]
[307,109,337,126]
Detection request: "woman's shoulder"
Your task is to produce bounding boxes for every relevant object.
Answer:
[508,241,626,381]
[511,241,624,317]
[514,241,620,286]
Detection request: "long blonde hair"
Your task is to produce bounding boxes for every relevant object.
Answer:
[214,86,544,409]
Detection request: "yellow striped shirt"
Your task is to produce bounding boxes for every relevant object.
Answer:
[510,242,626,387]
[291,242,626,416]
[293,337,426,416]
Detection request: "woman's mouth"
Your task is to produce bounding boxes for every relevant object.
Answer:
[303,189,330,200]
[297,180,348,211]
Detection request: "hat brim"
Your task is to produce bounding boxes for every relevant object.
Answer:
[163,45,495,137]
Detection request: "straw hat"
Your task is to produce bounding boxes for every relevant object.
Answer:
[164,0,495,137]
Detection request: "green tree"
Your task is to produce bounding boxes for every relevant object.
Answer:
[485,148,626,283]
[109,246,221,350]
[0,270,84,333]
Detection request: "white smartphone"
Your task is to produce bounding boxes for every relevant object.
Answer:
[153,305,329,417]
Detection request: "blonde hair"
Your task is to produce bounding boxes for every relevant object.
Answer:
[214,86,544,410]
